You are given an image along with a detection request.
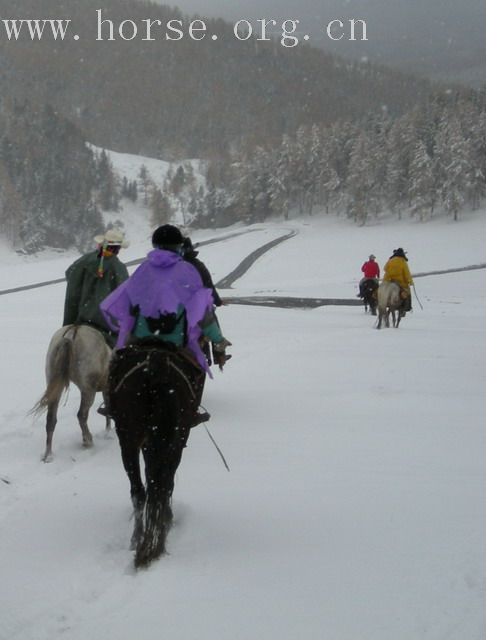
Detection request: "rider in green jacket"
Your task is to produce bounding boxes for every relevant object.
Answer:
[63,228,129,346]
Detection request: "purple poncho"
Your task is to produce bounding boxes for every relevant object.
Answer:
[100,249,214,372]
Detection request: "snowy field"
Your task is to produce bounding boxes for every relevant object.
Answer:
[1,208,486,640]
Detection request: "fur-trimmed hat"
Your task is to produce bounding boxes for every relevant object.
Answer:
[94,228,129,248]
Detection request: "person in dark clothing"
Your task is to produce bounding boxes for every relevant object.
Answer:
[182,236,223,307]
[63,228,129,347]
[182,235,226,366]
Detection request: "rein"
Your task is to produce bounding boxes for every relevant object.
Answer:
[168,360,196,399]
[203,424,230,472]
[113,348,199,395]
[412,284,424,310]
[113,354,151,393]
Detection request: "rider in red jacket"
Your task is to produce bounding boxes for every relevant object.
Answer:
[359,254,380,297]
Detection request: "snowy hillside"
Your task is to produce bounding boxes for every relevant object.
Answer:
[1,206,486,639]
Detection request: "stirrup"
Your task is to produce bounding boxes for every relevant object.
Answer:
[191,410,210,428]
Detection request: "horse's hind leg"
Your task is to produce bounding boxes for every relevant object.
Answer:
[376,309,384,329]
[43,399,60,462]
[77,389,95,448]
[101,389,112,433]
[134,429,179,568]
[116,428,146,550]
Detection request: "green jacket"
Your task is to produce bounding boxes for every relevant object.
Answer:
[63,251,129,335]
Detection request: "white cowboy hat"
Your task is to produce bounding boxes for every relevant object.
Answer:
[94,228,129,248]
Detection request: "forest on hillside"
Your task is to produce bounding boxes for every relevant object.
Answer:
[0,100,120,252]
[199,92,486,227]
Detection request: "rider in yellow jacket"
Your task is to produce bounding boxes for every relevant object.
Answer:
[383,248,414,313]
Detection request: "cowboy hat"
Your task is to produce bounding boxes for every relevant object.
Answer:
[94,228,129,248]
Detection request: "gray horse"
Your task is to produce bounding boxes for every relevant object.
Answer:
[376,281,403,329]
[32,325,112,462]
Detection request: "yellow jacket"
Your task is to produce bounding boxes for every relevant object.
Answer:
[383,256,413,290]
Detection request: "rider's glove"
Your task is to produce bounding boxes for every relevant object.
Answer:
[212,338,232,371]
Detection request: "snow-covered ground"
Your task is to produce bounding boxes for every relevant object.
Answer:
[1,206,486,640]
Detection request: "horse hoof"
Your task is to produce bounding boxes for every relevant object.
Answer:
[42,452,53,463]
[134,544,165,569]
[82,437,94,448]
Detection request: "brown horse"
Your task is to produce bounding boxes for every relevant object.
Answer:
[376,281,403,329]
[108,342,204,569]
[32,324,112,462]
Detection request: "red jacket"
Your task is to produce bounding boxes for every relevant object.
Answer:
[361,260,380,279]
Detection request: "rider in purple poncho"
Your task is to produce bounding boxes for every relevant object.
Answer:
[100,225,231,375]
[99,224,231,425]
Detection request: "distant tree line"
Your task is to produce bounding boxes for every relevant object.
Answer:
[1,89,485,254]
[193,91,486,226]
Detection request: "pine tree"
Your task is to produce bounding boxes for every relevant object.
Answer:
[409,140,435,220]
[269,135,294,220]
[435,117,473,221]
[150,187,173,227]
[139,165,152,205]
[95,150,119,211]
[345,133,375,225]
[385,116,416,218]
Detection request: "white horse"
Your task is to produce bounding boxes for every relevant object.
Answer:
[32,325,112,462]
[376,281,403,329]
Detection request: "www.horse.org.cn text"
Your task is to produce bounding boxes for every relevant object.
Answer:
[0,12,369,47]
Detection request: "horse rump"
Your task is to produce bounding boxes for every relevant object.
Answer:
[109,343,201,567]
[376,281,402,329]
[362,279,378,315]
[32,325,112,462]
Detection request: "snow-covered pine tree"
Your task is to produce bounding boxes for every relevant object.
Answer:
[345,132,375,225]
[436,117,474,221]
[269,134,294,220]
[95,150,119,212]
[150,187,174,227]
[409,140,435,221]
[384,115,416,218]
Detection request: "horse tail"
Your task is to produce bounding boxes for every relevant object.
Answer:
[30,337,73,416]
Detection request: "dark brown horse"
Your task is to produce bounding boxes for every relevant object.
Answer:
[108,342,204,569]
[32,325,112,462]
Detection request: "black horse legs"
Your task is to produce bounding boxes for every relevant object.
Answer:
[134,429,183,568]
[116,429,146,550]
